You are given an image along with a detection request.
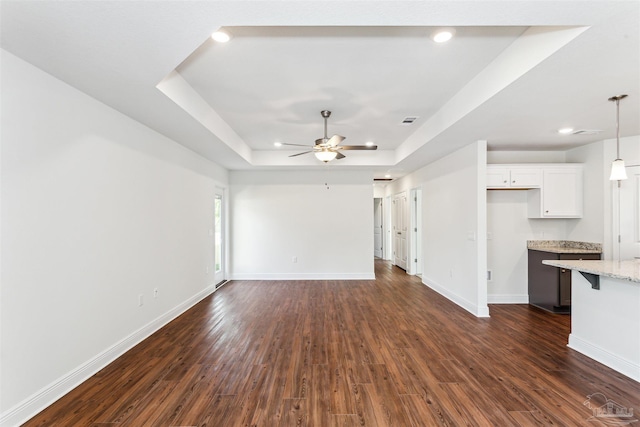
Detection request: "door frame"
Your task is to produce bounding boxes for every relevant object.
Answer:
[373,197,384,258]
[408,187,423,276]
[213,187,227,286]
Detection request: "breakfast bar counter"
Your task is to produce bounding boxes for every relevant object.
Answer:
[542,259,640,283]
[542,258,640,382]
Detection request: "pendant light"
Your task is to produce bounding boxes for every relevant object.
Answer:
[608,94,628,181]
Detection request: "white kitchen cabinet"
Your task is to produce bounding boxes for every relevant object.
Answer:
[487,167,509,188]
[527,166,583,218]
[487,165,541,189]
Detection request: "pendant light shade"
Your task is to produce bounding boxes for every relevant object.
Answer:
[608,94,628,181]
[610,159,628,180]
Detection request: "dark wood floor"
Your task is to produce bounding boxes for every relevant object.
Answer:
[24,259,640,426]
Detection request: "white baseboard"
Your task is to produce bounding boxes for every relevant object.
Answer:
[487,294,529,304]
[568,334,640,382]
[228,273,375,280]
[422,276,490,318]
[0,285,216,427]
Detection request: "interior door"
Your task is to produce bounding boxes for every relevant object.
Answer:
[373,198,383,258]
[213,192,226,286]
[393,192,408,270]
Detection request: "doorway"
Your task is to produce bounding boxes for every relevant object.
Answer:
[213,191,226,286]
[374,198,383,258]
[392,192,408,270]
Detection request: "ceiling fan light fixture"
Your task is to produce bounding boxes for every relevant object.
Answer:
[273,141,282,147]
[211,29,231,43]
[314,150,337,163]
[557,127,574,135]
[365,141,375,147]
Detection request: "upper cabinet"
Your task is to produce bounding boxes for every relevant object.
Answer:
[528,167,583,218]
[487,166,542,189]
[487,164,583,218]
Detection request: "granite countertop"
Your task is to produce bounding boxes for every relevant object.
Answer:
[527,240,602,254]
[542,259,640,283]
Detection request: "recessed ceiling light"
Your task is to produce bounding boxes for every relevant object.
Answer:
[432,29,455,43]
[558,128,574,134]
[384,174,391,178]
[211,29,231,43]
[273,142,282,147]
[365,141,375,147]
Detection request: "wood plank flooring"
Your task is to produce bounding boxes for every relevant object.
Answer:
[24,259,640,426]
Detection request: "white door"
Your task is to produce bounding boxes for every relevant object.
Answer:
[373,198,383,258]
[213,192,226,286]
[393,192,408,270]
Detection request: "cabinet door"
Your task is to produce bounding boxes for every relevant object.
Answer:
[510,168,541,188]
[542,168,583,217]
[558,253,601,306]
[487,167,509,188]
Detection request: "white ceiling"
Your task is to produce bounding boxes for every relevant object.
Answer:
[2,1,639,180]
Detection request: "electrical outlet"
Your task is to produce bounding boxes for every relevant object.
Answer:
[292,256,297,263]
[153,288,158,298]
[138,294,144,307]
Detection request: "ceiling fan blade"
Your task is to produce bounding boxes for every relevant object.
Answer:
[335,152,346,159]
[326,135,345,147]
[338,145,377,150]
[281,143,313,147]
[288,151,313,157]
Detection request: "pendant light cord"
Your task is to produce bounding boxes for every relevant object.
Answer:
[615,97,621,160]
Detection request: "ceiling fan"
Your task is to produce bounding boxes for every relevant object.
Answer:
[281,110,378,162]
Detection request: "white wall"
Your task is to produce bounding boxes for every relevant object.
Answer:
[566,136,640,259]
[565,141,606,251]
[487,191,568,303]
[387,141,488,317]
[229,170,374,279]
[1,50,228,425]
[487,150,566,164]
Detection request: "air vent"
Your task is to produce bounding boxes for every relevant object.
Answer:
[571,129,603,135]
[401,116,418,125]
